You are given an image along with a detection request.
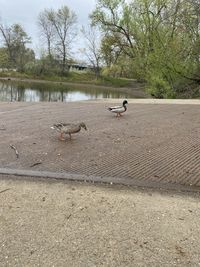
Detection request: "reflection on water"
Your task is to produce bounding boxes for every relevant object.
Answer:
[0,80,134,102]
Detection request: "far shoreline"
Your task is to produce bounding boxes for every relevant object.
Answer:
[0,76,148,98]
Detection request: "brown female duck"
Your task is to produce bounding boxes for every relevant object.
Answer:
[51,122,87,140]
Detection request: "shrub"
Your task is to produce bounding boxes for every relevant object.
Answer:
[146,74,176,99]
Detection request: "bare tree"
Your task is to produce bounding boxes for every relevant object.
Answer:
[48,6,77,74]
[37,9,55,61]
[81,25,102,78]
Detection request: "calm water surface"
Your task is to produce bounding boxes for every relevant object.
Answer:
[0,80,136,102]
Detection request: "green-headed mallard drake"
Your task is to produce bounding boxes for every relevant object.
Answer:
[108,100,128,117]
[51,122,87,140]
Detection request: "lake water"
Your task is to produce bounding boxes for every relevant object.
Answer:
[0,80,139,102]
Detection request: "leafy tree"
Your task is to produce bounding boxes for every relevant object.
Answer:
[0,23,33,71]
[0,47,9,68]
[101,34,124,67]
[91,0,200,98]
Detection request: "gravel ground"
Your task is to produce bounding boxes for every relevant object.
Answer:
[0,176,200,267]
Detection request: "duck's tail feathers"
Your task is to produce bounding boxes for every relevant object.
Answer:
[51,124,60,130]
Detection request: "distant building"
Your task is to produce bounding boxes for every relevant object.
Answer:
[68,64,93,72]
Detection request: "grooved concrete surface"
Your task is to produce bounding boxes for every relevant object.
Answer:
[1,100,200,189]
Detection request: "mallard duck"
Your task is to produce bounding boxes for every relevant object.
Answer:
[108,100,128,117]
[51,122,87,140]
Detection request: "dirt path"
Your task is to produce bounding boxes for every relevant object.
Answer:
[0,176,200,267]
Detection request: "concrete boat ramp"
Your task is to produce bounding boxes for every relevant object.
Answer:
[1,99,200,191]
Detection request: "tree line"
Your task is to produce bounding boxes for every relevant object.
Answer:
[0,6,78,76]
[0,0,199,98]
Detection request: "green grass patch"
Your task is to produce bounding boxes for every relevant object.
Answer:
[0,70,134,88]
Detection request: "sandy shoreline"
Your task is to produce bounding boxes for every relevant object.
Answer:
[0,176,200,266]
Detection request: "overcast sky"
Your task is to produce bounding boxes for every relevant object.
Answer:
[0,0,96,60]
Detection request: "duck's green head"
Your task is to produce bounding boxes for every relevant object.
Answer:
[123,100,128,106]
[80,122,87,130]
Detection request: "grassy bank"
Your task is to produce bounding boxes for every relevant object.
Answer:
[0,71,135,88]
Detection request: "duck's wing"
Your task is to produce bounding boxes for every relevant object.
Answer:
[59,123,75,127]
[51,123,73,131]
[61,123,81,134]
[108,105,125,113]
[108,105,121,110]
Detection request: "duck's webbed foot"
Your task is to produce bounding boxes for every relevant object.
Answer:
[116,113,122,118]
[59,133,65,141]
